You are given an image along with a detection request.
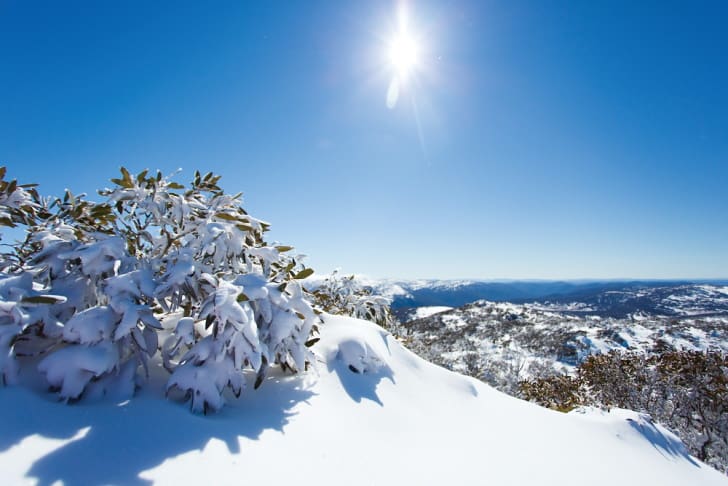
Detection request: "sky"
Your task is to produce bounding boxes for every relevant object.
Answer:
[1,0,727,280]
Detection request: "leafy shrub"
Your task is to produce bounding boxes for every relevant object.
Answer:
[519,374,582,413]
[311,271,393,328]
[0,167,319,413]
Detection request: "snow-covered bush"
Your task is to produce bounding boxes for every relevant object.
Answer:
[311,271,393,328]
[0,167,319,413]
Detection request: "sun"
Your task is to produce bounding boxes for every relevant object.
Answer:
[388,33,420,81]
[383,6,426,109]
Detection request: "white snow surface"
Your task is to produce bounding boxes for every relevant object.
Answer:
[409,305,454,320]
[1,314,725,485]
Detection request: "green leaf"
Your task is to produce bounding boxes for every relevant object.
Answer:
[254,374,264,390]
[21,295,66,305]
[113,167,134,188]
[275,245,293,253]
[0,167,6,180]
[277,282,287,292]
[236,293,249,302]
[167,182,185,189]
[304,338,320,348]
[136,169,148,183]
[293,268,314,280]
[215,212,239,221]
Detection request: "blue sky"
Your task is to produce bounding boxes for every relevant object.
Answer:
[1,0,727,279]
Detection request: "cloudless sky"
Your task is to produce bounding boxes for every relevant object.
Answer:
[1,0,727,279]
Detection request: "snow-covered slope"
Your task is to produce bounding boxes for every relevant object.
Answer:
[1,315,725,485]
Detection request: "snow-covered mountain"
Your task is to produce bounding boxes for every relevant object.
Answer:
[541,283,728,317]
[361,278,728,320]
[1,314,725,485]
[403,297,728,383]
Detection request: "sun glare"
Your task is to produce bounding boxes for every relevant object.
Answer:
[383,6,426,109]
[388,33,420,80]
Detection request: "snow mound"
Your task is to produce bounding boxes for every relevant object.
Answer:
[1,314,725,485]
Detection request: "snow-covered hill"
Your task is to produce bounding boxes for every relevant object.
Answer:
[1,315,725,485]
[539,283,728,318]
[401,283,728,375]
[403,297,728,387]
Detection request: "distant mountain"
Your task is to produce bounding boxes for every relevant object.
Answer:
[538,283,728,318]
[361,279,728,321]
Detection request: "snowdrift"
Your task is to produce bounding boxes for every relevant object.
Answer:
[1,314,725,485]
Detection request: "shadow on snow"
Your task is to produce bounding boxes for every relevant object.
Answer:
[326,355,394,407]
[0,371,315,486]
[627,417,700,467]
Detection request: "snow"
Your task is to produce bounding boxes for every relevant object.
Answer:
[37,343,120,400]
[405,298,728,387]
[711,286,728,296]
[1,314,725,485]
[442,313,468,330]
[411,305,453,319]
